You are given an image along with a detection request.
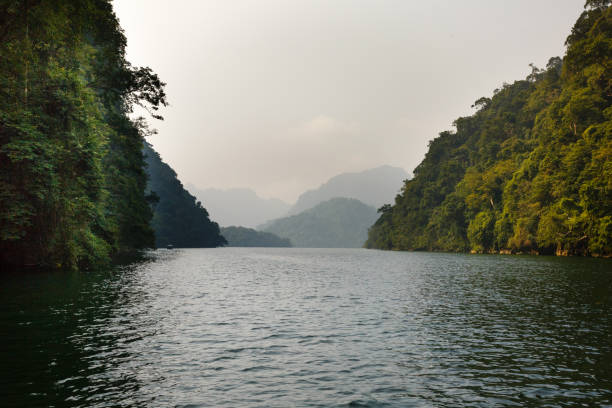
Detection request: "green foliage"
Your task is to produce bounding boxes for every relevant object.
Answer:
[220,226,292,247]
[366,3,611,257]
[467,210,495,252]
[0,0,166,268]
[144,144,226,248]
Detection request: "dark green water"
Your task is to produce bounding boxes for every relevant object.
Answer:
[1,248,611,407]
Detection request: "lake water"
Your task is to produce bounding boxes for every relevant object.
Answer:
[1,248,611,407]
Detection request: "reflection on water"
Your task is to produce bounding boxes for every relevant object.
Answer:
[1,249,611,407]
[0,263,157,407]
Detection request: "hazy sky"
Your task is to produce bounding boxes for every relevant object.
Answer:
[113,0,584,203]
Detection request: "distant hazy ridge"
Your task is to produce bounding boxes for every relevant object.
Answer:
[190,187,290,228]
[263,197,378,248]
[287,166,409,215]
[221,226,292,247]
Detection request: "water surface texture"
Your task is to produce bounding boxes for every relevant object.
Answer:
[1,248,611,407]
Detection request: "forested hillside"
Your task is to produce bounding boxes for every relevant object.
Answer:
[264,197,378,248]
[367,1,611,257]
[144,144,226,248]
[0,1,166,268]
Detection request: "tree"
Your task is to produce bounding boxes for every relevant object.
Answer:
[366,2,611,257]
[0,0,167,268]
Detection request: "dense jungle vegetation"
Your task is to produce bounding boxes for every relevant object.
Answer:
[366,1,611,256]
[144,143,226,249]
[0,0,168,268]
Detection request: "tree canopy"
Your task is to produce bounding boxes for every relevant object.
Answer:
[366,3,611,257]
[0,0,166,268]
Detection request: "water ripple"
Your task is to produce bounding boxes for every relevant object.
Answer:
[1,248,611,407]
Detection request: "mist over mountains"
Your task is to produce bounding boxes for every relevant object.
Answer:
[190,165,408,228]
[287,166,409,215]
[189,187,290,228]
[220,226,292,247]
[262,198,378,248]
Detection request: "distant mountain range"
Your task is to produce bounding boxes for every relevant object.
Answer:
[189,187,290,228]
[262,197,378,248]
[287,165,409,215]
[221,226,292,247]
[189,165,407,231]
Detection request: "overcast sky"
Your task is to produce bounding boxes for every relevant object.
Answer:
[113,0,584,203]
